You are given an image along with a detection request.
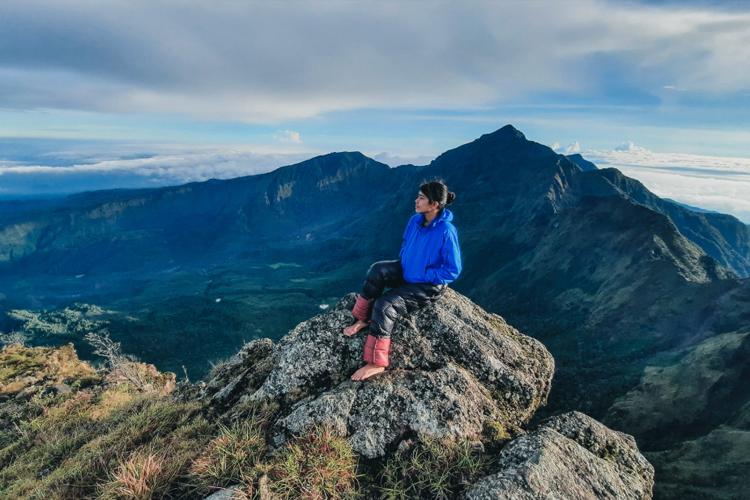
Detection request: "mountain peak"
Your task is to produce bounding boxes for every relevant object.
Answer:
[481,124,527,142]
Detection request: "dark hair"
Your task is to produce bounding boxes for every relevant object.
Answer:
[420,181,456,210]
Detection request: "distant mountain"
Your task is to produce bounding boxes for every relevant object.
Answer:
[663,198,722,215]
[566,153,598,171]
[2,125,750,499]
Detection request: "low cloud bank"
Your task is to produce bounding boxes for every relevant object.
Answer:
[373,152,436,167]
[2,140,748,226]
[0,147,314,197]
[580,147,750,223]
[0,143,429,198]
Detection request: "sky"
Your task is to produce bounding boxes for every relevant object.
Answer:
[1,0,750,222]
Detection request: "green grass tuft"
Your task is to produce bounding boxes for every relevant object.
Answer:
[265,425,361,500]
[188,412,268,493]
[377,435,493,500]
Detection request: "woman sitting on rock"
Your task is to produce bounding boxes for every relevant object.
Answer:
[344,180,462,380]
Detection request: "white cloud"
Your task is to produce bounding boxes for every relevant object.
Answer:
[614,141,649,152]
[580,148,750,223]
[555,141,581,154]
[274,130,302,144]
[0,147,315,195]
[373,152,435,167]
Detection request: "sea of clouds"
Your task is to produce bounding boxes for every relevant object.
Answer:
[571,143,750,223]
[0,146,315,197]
[0,143,435,199]
[2,140,749,225]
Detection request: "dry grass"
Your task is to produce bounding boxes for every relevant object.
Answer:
[102,449,169,500]
[0,392,212,499]
[188,415,267,492]
[0,341,212,500]
[0,344,98,396]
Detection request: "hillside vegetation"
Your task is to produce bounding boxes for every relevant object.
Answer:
[0,341,497,500]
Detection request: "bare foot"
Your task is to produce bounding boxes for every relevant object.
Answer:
[351,363,385,381]
[343,320,368,337]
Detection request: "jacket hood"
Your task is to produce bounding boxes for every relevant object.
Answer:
[422,208,454,229]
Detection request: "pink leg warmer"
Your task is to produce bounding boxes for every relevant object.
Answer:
[363,334,376,364]
[352,294,373,322]
[372,337,391,368]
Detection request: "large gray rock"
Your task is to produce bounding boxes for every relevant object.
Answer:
[205,289,554,458]
[463,411,654,500]
[278,364,499,458]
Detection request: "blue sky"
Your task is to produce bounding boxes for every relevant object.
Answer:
[1,0,750,221]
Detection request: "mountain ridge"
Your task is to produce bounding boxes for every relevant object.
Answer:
[2,124,750,498]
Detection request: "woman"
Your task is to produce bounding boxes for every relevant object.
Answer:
[344,181,462,381]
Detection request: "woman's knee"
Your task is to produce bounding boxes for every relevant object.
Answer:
[365,260,400,289]
[374,295,406,323]
[371,300,396,338]
[373,295,391,315]
[365,261,385,282]
[366,260,393,282]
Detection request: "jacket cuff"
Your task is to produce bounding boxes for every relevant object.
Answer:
[425,268,443,285]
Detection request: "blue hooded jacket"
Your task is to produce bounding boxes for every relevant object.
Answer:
[400,209,462,285]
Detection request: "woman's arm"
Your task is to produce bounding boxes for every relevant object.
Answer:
[425,229,462,285]
[399,216,417,259]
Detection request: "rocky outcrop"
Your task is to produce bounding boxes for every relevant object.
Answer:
[463,412,654,500]
[202,289,653,499]
[203,289,555,458]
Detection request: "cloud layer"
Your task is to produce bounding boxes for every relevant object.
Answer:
[1,1,750,122]
[2,136,749,226]
[0,145,313,196]
[581,147,750,223]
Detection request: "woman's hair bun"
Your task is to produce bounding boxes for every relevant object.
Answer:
[446,191,456,205]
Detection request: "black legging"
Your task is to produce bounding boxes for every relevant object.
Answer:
[362,260,446,339]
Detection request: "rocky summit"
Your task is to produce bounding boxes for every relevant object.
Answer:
[202,288,654,498]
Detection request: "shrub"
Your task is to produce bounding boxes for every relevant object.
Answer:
[0,331,28,348]
[377,435,493,500]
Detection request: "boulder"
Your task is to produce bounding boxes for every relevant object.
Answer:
[204,289,555,458]
[463,411,654,500]
[278,364,499,458]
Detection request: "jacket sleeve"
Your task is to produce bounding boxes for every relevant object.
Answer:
[425,228,462,285]
[399,220,412,259]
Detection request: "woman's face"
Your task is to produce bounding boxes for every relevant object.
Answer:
[415,191,439,214]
